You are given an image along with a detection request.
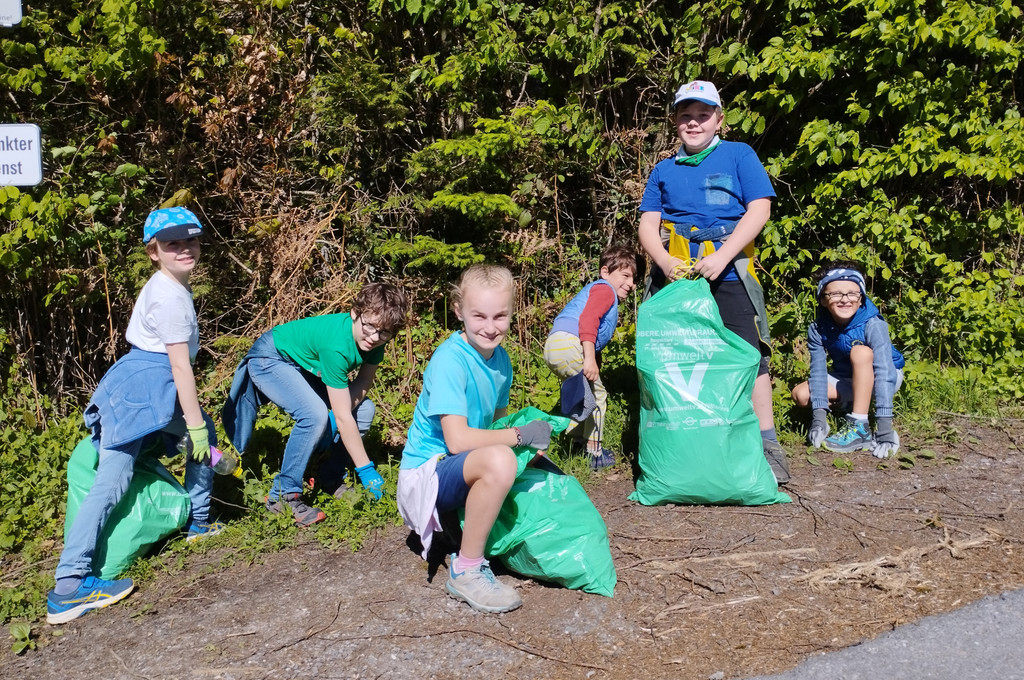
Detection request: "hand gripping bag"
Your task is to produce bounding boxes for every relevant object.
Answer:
[457,407,618,596]
[629,279,790,506]
[64,435,191,578]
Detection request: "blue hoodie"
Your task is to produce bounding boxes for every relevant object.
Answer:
[808,297,905,418]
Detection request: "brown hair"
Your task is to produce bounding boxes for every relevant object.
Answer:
[351,283,410,332]
[600,243,639,278]
[449,264,514,314]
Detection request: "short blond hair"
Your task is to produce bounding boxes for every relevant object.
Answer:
[450,264,514,314]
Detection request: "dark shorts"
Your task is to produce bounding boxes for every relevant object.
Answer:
[709,280,770,376]
[435,453,471,513]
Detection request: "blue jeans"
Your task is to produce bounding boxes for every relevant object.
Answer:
[245,332,375,499]
[55,415,216,580]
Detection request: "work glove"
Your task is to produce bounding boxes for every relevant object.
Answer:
[872,417,900,459]
[514,420,553,450]
[808,408,830,448]
[355,462,385,500]
[187,423,211,464]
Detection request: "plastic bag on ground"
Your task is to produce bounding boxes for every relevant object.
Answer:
[457,407,617,596]
[64,435,191,579]
[629,279,790,506]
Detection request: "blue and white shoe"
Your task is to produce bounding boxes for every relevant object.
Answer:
[46,576,134,624]
[446,554,522,613]
[824,416,874,453]
[186,520,227,542]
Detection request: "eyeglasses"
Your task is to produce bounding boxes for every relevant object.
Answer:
[822,291,862,302]
[359,316,395,341]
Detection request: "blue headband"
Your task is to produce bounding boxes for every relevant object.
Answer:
[816,268,867,298]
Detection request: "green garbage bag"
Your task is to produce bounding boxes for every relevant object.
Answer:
[629,279,790,506]
[456,407,618,597]
[64,436,191,579]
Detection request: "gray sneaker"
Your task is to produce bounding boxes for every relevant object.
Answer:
[445,554,522,613]
[762,439,791,485]
[265,492,326,527]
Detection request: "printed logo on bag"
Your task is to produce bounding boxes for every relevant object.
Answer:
[665,362,709,401]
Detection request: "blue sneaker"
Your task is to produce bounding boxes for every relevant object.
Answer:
[46,576,134,624]
[186,520,227,542]
[589,448,617,470]
[824,416,874,453]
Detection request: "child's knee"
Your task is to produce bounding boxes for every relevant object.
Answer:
[480,445,518,486]
[791,381,810,406]
[850,344,874,366]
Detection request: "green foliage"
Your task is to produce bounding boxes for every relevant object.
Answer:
[9,621,34,655]
[2,0,1024,625]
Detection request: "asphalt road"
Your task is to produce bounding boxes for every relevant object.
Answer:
[745,587,1024,680]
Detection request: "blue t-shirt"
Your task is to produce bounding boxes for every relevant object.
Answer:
[401,332,512,469]
[639,141,775,280]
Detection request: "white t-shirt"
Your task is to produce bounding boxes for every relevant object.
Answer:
[125,270,199,361]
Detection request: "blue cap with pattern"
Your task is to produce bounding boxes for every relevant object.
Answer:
[143,207,204,244]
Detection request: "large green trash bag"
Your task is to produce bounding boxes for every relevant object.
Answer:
[64,435,191,579]
[457,407,617,597]
[629,279,790,506]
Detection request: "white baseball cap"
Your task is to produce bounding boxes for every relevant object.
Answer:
[672,80,722,108]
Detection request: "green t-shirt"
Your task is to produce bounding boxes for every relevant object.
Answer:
[271,314,386,389]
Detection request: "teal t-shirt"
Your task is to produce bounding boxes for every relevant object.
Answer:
[271,314,386,388]
[401,332,512,469]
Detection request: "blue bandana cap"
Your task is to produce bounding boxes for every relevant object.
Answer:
[143,207,204,244]
[816,268,867,299]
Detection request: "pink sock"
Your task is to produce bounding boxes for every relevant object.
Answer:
[456,554,484,572]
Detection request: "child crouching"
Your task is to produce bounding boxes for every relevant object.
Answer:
[397,265,552,614]
[791,262,906,458]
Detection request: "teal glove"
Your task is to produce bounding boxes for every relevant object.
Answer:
[355,463,384,500]
[187,424,211,464]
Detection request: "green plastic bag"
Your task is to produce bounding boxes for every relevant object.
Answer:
[629,279,790,506]
[457,407,617,597]
[64,436,191,579]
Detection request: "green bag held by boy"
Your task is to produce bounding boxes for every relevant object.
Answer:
[630,279,790,506]
[458,407,617,597]
[64,435,191,579]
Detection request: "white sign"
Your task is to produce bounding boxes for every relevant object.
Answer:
[0,0,22,26]
[0,124,42,186]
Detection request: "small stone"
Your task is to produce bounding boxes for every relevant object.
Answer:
[708,672,725,680]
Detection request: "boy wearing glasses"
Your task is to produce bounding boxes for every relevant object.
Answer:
[791,263,905,458]
[223,283,410,525]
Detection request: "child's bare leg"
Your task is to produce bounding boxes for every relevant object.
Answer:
[791,381,810,407]
[459,445,517,559]
[849,345,874,415]
[753,373,775,430]
[792,380,840,408]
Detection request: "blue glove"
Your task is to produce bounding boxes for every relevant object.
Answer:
[514,420,553,450]
[187,424,211,464]
[808,409,829,448]
[355,463,384,500]
[872,417,900,459]
[328,411,340,444]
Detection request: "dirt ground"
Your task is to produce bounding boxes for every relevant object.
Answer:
[5,416,1024,680]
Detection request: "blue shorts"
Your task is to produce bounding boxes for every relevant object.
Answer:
[435,453,471,513]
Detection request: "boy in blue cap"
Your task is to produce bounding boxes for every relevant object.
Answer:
[47,206,222,624]
[638,79,790,483]
[791,262,906,458]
